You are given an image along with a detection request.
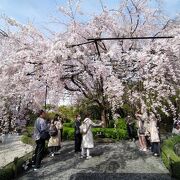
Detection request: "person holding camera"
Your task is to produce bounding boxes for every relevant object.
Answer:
[80,113,103,159]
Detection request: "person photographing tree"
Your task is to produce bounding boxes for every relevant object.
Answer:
[80,113,103,159]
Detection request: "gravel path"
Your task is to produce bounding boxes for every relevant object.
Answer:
[0,134,33,168]
[19,140,174,180]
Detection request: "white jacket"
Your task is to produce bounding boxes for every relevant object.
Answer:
[150,120,160,143]
[81,118,101,148]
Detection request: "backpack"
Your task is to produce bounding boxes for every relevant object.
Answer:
[49,124,58,137]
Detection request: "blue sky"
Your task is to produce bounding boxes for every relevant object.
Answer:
[0,0,179,34]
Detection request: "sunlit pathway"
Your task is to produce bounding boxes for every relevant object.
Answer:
[0,134,33,168]
[19,141,173,180]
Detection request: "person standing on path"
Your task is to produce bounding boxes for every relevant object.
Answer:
[74,114,82,153]
[55,114,64,142]
[33,110,49,170]
[126,115,134,141]
[172,113,180,135]
[48,115,62,157]
[135,111,147,152]
[80,113,103,159]
[149,113,160,156]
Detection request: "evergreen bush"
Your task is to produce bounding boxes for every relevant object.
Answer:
[161,135,180,179]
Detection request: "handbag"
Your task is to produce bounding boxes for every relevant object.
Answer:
[49,124,58,137]
[80,124,91,135]
[40,130,50,140]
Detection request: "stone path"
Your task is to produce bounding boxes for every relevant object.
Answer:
[19,140,174,180]
[0,134,33,168]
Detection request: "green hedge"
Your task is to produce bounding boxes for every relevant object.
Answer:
[115,118,127,130]
[62,126,128,141]
[22,120,128,142]
[63,122,74,128]
[92,128,127,140]
[62,118,128,141]
[63,127,75,140]
[161,135,180,179]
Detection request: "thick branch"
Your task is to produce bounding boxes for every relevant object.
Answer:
[0,29,8,37]
[64,82,80,92]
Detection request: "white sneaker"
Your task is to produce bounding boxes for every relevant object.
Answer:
[80,155,85,159]
[34,168,39,171]
[86,156,92,160]
[51,153,55,157]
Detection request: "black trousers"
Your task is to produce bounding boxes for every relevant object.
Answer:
[34,138,45,168]
[127,125,133,139]
[151,142,160,155]
[60,129,63,141]
[75,133,82,152]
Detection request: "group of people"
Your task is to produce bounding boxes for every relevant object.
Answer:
[136,112,161,156]
[32,109,179,171]
[126,111,161,156]
[32,110,103,171]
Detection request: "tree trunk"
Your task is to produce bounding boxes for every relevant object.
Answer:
[101,109,107,128]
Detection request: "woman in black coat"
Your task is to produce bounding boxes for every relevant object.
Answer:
[74,114,82,153]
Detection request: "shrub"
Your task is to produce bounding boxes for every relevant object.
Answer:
[62,118,128,141]
[161,135,180,179]
[21,135,34,145]
[116,129,128,140]
[93,127,127,140]
[63,127,75,140]
[115,118,127,130]
[26,126,34,136]
[21,125,34,145]
[63,122,74,128]
[108,120,115,128]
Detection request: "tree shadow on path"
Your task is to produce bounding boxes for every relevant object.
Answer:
[19,141,173,180]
